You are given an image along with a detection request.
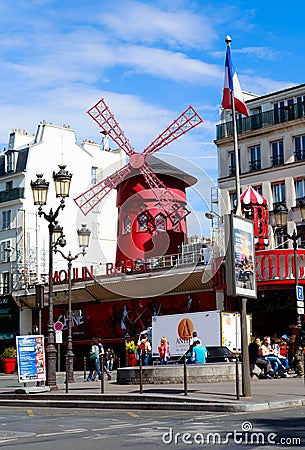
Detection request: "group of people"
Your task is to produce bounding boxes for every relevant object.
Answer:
[248,324,305,379]
[136,330,207,366]
[86,337,115,381]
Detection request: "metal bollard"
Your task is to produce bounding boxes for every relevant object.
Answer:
[83,357,87,382]
[139,349,143,394]
[183,355,188,396]
[100,355,104,394]
[65,356,69,393]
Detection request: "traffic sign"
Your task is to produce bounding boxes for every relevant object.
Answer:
[55,330,62,343]
[54,321,63,331]
[297,300,304,308]
[296,286,304,301]
[297,307,304,315]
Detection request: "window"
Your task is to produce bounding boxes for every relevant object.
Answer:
[253,185,262,195]
[0,241,10,263]
[271,141,284,166]
[123,216,131,234]
[229,150,240,176]
[295,135,305,161]
[5,181,13,191]
[272,182,285,205]
[230,192,237,211]
[2,210,11,230]
[295,179,305,202]
[137,213,148,232]
[249,145,261,171]
[5,151,15,172]
[91,167,97,184]
[273,101,285,124]
[297,96,305,118]
[1,272,10,294]
[155,213,166,231]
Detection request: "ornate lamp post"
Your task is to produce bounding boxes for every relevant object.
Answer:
[31,165,72,389]
[274,203,305,327]
[54,224,91,392]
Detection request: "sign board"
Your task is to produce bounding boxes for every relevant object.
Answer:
[16,335,46,383]
[225,214,257,298]
[297,307,304,315]
[297,300,304,308]
[54,321,63,331]
[55,330,63,344]
[296,286,304,301]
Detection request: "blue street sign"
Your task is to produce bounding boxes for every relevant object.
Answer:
[296,285,304,301]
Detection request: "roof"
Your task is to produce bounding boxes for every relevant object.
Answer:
[123,155,197,188]
[240,186,267,206]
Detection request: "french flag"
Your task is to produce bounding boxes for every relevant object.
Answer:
[222,45,249,117]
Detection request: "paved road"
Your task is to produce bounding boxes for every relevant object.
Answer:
[0,406,304,449]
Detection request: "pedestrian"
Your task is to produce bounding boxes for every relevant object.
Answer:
[188,340,208,363]
[86,337,102,382]
[285,324,305,377]
[137,333,151,366]
[158,336,170,365]
[248,337,273,378]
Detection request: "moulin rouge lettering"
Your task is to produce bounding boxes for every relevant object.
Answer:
[53,266,94,284]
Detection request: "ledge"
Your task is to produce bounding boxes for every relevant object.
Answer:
[117,363,240,385]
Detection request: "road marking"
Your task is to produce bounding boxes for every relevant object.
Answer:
[36,429,87,437]
[126,411,140,418]
[27,409,34,416]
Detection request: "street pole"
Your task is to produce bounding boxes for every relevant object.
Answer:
[54,225,91,392]
[47,221,57,389]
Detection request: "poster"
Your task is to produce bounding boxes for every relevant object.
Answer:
[16,335,46,383]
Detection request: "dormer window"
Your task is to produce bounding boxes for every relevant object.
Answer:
[5,150,16,173]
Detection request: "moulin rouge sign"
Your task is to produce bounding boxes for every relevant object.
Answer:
[255,250,305,283]
[53,266,94,284]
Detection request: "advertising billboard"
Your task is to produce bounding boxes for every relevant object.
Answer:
[16,335,46,383]
[226,214,257,298]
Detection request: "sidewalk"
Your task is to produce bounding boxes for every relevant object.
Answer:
[1,371,305,412]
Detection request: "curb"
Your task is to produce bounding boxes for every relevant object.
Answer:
[0,395,304,412]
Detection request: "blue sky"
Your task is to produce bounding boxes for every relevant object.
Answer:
[0,0,303,236]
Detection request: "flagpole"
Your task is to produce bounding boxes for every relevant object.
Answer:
[225,35,251,398]
[225,35,242,216]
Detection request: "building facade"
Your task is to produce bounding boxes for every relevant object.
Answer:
[215,83,305,334]
[0,122,125,347]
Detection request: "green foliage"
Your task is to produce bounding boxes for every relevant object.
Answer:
[1,347,17,358]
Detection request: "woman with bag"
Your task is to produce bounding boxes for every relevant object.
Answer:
[158,336,170,365]
[86,337,102,381]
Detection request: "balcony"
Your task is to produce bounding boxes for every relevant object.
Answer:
[0,187,24,203]
[216,102,305,140]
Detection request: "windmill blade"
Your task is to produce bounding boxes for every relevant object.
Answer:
[140,164,190,225]
[74,164,132,216]
[142,106,203,157]
[87,98,135,156]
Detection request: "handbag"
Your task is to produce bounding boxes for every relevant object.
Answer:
[90,352,98,360]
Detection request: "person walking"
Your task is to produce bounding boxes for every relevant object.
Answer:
[158,336,170,365]
[137,333,151,366]
[86,337,102,382]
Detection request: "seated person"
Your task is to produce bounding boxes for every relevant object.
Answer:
[261,336,289,377]
[188,340,207,364]
[248,337,273,378]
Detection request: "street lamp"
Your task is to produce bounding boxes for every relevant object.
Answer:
[31,165,72,389]
[54,224,91,392]
[274,203,305,327]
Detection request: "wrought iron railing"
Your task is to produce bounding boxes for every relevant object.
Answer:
[216,102,305,139]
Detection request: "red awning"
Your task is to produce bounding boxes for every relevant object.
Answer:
[240,186,267,206]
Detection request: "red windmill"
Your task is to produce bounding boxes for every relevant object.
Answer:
[74,98,203,225]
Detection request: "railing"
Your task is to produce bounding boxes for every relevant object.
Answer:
[216,102,305,139]
[104,247,213,277]
[0,187,24,203]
